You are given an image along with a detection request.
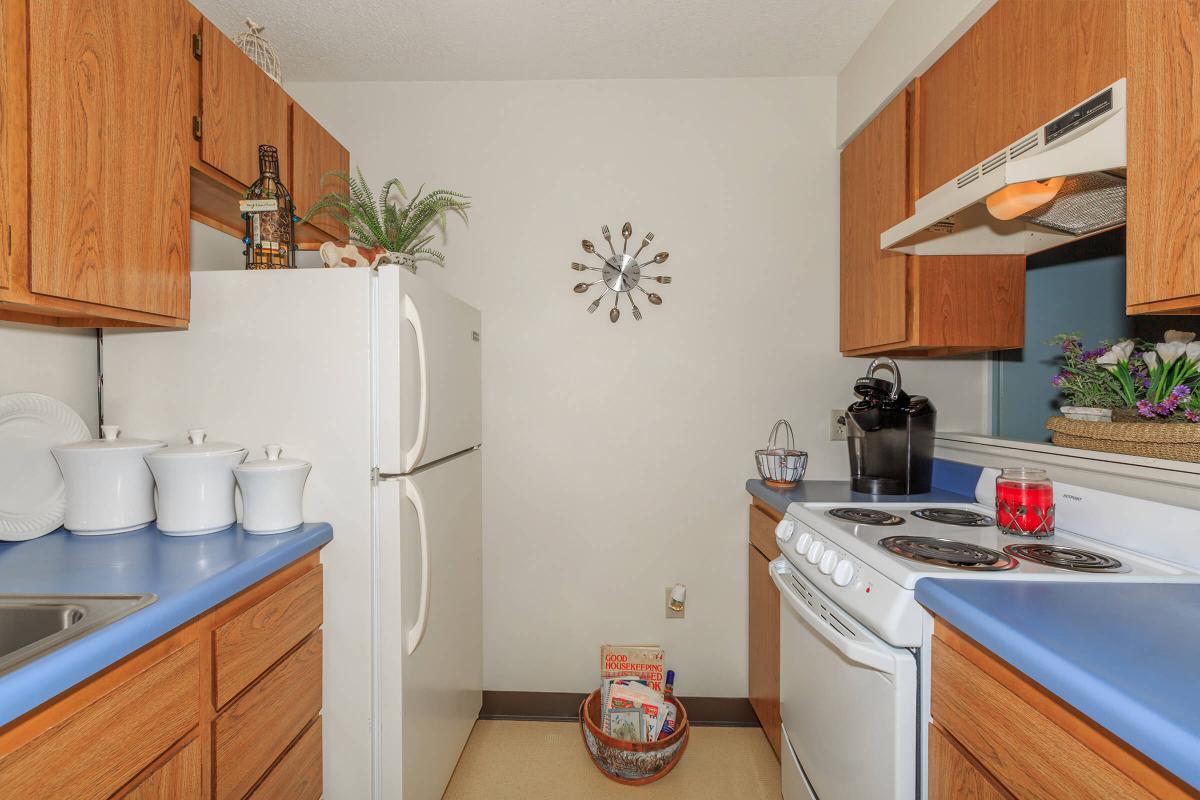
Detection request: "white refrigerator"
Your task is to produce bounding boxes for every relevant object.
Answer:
[103,266,483,800]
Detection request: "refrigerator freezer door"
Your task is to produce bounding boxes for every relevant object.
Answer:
[378,266,482,473]
[379,449,482,800]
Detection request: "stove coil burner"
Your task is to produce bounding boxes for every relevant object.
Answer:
[1003,544,1125,573]
[912,508,995,527]
[879,536,1017,571]
[827,508,906,526]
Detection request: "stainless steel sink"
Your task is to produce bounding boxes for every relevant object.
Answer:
[0,594,156,676]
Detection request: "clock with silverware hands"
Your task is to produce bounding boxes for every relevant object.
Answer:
[570,222,671,323]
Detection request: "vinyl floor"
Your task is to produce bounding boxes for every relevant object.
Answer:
[443,719,781,799]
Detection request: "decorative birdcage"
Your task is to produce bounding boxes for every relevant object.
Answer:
[232,18,282,83]
[241,145,297,270]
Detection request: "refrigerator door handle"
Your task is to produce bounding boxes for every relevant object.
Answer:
[404,477,431,656]
[402,294,430,473]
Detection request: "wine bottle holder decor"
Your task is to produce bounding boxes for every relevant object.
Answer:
[242,145,297,270]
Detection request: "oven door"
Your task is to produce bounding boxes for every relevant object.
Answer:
[771,557,917,800]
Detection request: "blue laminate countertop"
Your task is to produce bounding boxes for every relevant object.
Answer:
[916,579,1200,791]
[746,479,974,516]
[0,522,332,727]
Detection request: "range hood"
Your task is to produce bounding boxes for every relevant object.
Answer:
[882,79,1126,256]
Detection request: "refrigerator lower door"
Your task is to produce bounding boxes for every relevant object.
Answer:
[379,449,482,799]
[378,265,482,474]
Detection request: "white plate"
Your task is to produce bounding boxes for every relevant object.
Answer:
[0,393,90,541]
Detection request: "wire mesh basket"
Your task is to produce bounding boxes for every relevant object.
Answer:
[233,19,282,83]
[755,419,808,488]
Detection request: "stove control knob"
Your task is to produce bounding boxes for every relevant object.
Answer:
[806,541,825,564]
[775,519,797,543]
[795,532,814,555]
[832,559,856,587]
[819,550,839,575]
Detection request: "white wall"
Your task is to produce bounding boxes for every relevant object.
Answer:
[284,77,988,696]
[0,324,98,432]
[836,0,995,146]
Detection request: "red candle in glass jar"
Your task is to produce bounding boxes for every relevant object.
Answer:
[996,468,1055,535]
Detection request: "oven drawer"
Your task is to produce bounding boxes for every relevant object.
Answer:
[773,557,917,800]
[781,727,819,800]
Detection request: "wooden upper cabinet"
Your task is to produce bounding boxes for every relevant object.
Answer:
[291,104,349,241]
[918,0,1126,195]
[840,90,910,353]
[0,0,26,294]
[1126,0,1200,313]
[200,17,290,189]
[25,0,191,320]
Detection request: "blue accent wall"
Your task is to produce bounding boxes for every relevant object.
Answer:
[931,459,984,497]
[993,229,1133,443]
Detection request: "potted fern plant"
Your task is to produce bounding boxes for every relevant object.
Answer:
[302,169,470,271]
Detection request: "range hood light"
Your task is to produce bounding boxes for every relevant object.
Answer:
[985,176,1066,221]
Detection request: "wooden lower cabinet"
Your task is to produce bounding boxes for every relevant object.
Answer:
[747,498,782,759]
[929,618,1196,800]
[0,551,324,800]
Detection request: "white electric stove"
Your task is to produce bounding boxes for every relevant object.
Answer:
[771,468,1200,800]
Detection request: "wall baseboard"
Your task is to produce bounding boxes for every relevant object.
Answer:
[478,690,760,728]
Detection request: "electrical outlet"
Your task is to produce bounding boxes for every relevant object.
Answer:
[830,409,847,441]
[665,588,684,619]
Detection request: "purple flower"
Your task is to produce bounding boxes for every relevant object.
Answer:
[1137,399,1157,419]
[1186,410,1200,423]
[1051,372,1067,387]
[1082,347,1107,361]
[1173,385,1192,399]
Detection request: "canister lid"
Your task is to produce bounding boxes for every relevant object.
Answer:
[51,425,165,452]
[149,428,247,458]
[235,444,310,472]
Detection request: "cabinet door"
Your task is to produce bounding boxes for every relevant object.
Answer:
[291,104,349,240]
[201,17,290,188]
[918,0,1126,195]
[1126,0,1200,312]
[124,739,203,800]
[928,725,1013,800]
[840,90,909,352]
[0,0,26,293]
[748,542,781,759]
[28,0,191,318]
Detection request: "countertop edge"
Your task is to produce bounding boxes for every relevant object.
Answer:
[0,523,332,728]
[916,579,1200,792]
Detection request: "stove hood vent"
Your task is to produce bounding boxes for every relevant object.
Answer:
[881,79,1126,256]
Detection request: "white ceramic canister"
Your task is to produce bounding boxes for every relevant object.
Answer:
[145,429,247,535]
[234,445,311,534]
[50,424,165,534]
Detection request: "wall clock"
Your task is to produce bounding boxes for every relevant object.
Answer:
[570,222,671,323]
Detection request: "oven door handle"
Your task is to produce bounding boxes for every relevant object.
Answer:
[770,557,899,675]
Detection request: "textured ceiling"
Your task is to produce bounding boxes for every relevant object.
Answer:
[191,0,894,81]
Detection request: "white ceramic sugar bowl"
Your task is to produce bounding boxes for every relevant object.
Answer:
[50,424,165,534]
[234,445,311,534]
[145,429,247,535]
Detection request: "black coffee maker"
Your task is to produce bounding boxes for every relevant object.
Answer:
[845,357,936,495]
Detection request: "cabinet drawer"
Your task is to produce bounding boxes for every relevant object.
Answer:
[123,738,203,800]
[215,565,322,707]
[748,502,782,560]
[215,631,323,800]
[931,634,1154,799]
[0,642,198,800]
[249,717,322,800]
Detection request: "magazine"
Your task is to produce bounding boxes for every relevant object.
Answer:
[607,707,645,743]
[600,644,665,692]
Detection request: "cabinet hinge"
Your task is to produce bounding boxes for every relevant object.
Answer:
[192,116,202,141]
[192,33,202,59]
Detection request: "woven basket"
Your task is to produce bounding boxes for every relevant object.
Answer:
[579,690,689,785]
[1045,416,1200,463]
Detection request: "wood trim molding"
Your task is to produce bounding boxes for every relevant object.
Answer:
[478,691,759,728]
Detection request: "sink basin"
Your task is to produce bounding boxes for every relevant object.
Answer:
[0,594,156,676]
